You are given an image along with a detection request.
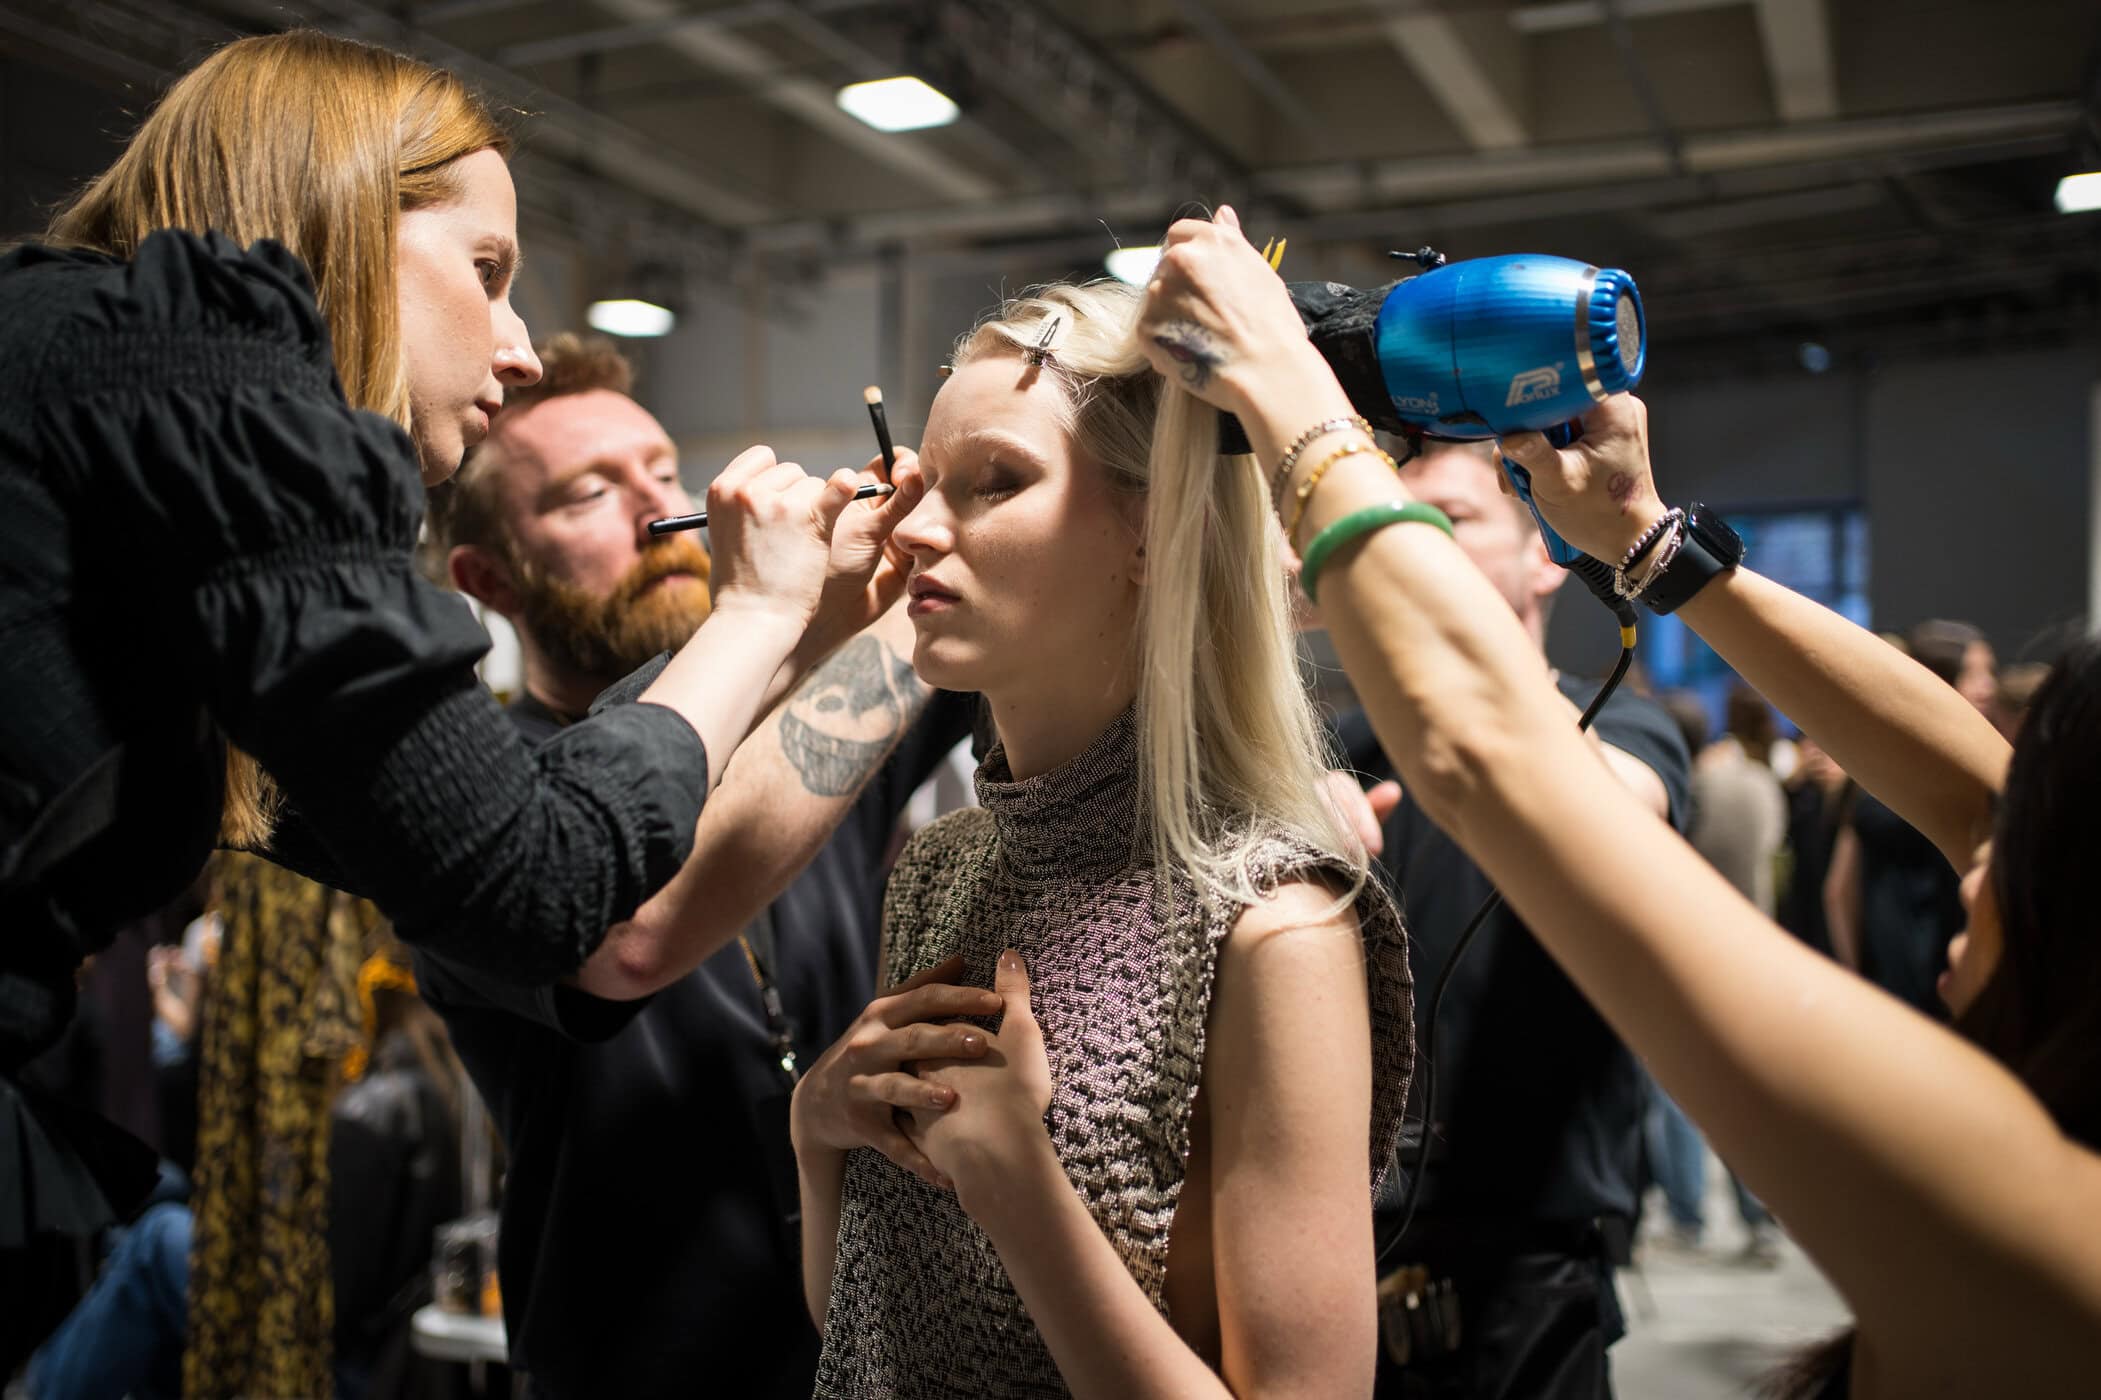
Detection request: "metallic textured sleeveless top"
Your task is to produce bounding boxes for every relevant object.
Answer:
[814,710,1415,1397]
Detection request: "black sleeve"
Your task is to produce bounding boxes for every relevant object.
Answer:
[1581,682,1696,834]
[863,689,978,829]
[414,946,646,1044]
[37,233,708,986]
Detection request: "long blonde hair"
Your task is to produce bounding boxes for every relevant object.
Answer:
[47,30,510,848]
[952,283,1360,907]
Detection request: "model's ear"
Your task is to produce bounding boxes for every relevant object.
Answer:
[449,544,521,616]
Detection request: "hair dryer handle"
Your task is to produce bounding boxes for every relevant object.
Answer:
[1498,416,1587,565]
[1499,454,1584,566]
[1504,418,1636,625]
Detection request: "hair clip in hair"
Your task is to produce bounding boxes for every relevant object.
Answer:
[1023,316,1062,368]
[936,364,953,379]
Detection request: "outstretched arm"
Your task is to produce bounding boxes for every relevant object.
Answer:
[1135,207,2101,1395]
[573,599,930,999]
[1498,409,2007,868]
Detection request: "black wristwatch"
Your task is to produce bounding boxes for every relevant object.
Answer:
[1642,502,1744,614]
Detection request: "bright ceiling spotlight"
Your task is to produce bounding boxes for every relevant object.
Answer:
[586,299,677,338]
[1104,246,1163,285]
[2053,171,2101,214]
[835,76,960,133]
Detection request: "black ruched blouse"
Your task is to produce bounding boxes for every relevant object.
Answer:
[0,230,709,1025]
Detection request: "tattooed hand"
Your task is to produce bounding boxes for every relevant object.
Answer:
[1150,320,1227,392]
[1497,394,1669,563]
[1134,205,1318,418]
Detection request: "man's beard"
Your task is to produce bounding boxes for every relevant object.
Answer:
[511,534,713,685]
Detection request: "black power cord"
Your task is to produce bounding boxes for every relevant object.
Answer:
[1375,622,1637,1270]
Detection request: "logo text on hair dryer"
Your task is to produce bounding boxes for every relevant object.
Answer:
[1394,392,1440,416]
[1505,366,1562,408]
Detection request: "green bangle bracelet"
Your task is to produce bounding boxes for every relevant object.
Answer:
[1299,501,1454,603]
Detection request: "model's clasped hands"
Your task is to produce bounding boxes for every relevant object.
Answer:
[896,950,1054,1208]
[791,949,1055,1208]
[789,954,1002,1189]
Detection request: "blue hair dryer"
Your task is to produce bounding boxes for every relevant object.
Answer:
[1269,253,1646,569]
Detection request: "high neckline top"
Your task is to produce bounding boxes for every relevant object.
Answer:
[972,705,1144,883]
[816,712,1416,1398]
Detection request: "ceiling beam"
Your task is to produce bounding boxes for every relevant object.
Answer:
[1259,99,2079,208]
[1165,0,1321,135]
[202,0,776,227]
[743,101,2074,260]
[1371,1,1528,150]
[1510,0,1738,33]
[1754,0,1838,121]
[0,2,170,88]
[926,0,1245,200]
[584,0,998,204]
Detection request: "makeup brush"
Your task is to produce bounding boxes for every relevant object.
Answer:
[864,385,897,484]
[647,480,896,536]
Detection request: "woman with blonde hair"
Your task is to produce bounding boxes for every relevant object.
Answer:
[789,280,1416,1397]
[0,28,900,1348]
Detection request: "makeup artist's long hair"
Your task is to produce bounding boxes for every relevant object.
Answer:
[952,283,1360,907]
[46,29,509,848]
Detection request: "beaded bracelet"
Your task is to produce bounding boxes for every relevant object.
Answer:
[1286,440,1396,549]
[1611,507,1683,599]
[1270,415,1373,512]
[1300,502,1455,603]
[1619,507,1684,570]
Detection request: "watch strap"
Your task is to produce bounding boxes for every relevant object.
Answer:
[1640,503,1744,614]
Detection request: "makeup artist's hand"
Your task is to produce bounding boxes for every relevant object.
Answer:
[797,448,925,664]
[901,950,1055,1214]
[705,445,865,631]
[791,953,1002,1189]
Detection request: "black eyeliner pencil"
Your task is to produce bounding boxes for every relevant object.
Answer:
[863,384,897,484]
[647,481,895,536]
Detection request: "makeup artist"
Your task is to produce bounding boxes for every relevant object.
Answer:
[414,333,972,1397]
[0,29,907,1358]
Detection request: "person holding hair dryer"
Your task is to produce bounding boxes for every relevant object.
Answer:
[1139,206,2099,1398]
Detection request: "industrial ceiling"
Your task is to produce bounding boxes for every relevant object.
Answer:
[4,0,2097,378]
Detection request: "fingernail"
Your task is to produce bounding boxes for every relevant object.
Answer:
[999,950,1021,972]
[932,1085,955,1106]
[962,1033,983,1053]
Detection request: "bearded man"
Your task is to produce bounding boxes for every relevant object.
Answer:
[418,335,972,1398]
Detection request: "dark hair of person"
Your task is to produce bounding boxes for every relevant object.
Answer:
[1768,636,2101,1398]
[422,332,636,559]
[1907,618,1985,688]
[1959,637,2101,1138]
[1659,690,1710,760]
[1725,686,1779,766]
